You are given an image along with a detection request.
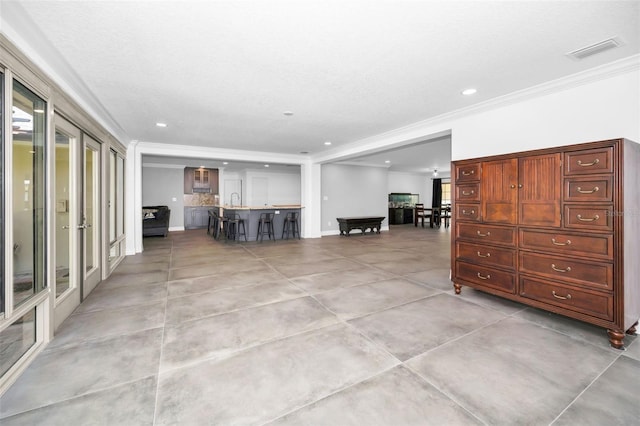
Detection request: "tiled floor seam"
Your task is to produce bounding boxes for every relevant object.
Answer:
[511,311,631,354]
[257,365,401,426]
[402,362,489,426]
[151,286,170,425]
[548,354,621,425]
[0,374,158,421]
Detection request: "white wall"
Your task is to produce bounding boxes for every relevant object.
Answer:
[244,169,302,207]
[141,166,184,229]
[451,68,640,160]
[387,171,430,204]
[321,164,388,234]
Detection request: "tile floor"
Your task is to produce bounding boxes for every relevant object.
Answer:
[1,225,639,425]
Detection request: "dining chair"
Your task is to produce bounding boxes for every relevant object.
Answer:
[415,203,428,227]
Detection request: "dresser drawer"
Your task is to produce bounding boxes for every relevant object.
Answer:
[519,229,613,260]
[455,261,515,293]
[520,277,613,321]
[564,147,613,175]
[564,176,613,202]
[455,203,480,221]
[456,223,516,247]
[456,241,516,270]
[455,183,480,202]
[519,252,613,290]
[564,205,613,231]
[455,163,480,182]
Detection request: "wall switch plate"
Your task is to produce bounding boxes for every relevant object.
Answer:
[323,196,328,201]
[172,197,177,202]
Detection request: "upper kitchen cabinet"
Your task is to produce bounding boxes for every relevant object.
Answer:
[184,167,219,194]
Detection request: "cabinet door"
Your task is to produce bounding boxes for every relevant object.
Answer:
[519,153,561,227]
[482,159,517,224]
[184,167,194,194]
[210,169,219,195]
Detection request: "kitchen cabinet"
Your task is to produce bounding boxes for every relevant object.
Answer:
[184,167,219,194]
[451,138,640,349]
[184,206,211,229]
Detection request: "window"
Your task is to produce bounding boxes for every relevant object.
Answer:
[12,80,47,307]
[441,182,451,205]
[109,150,125,263]
[0,71,4,315]
[0,308,35,377]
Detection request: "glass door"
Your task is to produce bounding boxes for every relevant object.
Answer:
[53,117,102,329]
[82,135,101,296]
[53,116,81,328]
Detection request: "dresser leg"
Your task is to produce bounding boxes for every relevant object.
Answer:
[627,321,638,335]
[607,329,625,349]
[454,283,462,294]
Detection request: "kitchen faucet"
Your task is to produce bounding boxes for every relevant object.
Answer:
[230,192,240,207]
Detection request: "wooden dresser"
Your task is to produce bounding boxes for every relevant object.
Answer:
[451,138,640,348]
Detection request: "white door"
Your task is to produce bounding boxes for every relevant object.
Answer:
[53,116,101,329]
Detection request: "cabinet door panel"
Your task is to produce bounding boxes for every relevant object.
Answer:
[482,159,518,224]
[519,154,561,227]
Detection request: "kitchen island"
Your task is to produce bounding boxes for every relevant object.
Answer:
[215,205,302,241]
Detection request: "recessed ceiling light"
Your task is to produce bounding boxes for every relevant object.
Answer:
[283,111,294,116]
[324,141,332,146]
[223,161,229,165]
[385,160,391,164]
[156,122,167,127]
[461,88,477,96]
[264,164,270,168]
[200,165,205,168]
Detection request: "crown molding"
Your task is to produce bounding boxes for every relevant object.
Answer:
[314,55,640,164]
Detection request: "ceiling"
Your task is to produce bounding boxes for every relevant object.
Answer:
[2,1,639,172]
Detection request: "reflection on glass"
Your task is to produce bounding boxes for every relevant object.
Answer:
[12,80,46,307]
[85,145,96,272]
[0,71,5,315]
[0,309,36,376]
[116,155,124,237]
[109,150,116,243]
[55,130,71,298]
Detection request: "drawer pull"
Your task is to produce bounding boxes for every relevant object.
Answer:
[552,291,572,300]
[476,230,491,237]
[577,214,600,222]
[577,186,599,194]
[461,170,475,176]
[462,209,475,215]
[551,238,571,246]
[551,264,572,273]
[477,251,491,258]
[477,272,491,280]
[577,158,600,167]
[462,190,475,196]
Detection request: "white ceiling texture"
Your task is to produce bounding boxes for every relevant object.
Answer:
[1,1,639,173]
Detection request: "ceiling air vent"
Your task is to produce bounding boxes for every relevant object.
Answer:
[567,37,623,60]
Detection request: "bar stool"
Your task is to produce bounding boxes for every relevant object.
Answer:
[207,210,219,237]
[225,213,247,242]
[281,211,300,239]
[256,212,275,242]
